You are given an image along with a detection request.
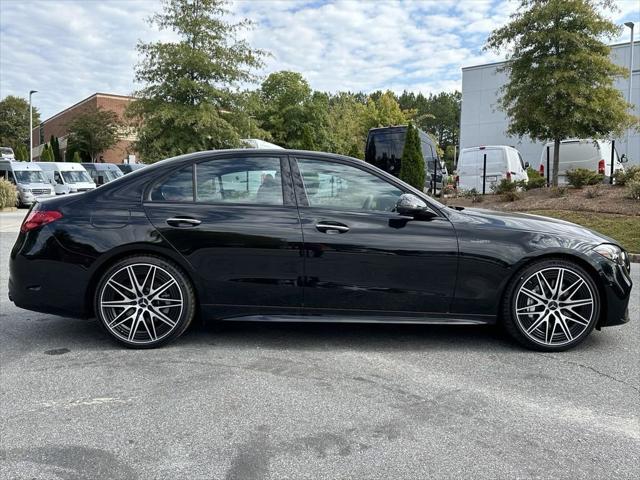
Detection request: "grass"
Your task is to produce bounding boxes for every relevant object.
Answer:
[529,210,640,253]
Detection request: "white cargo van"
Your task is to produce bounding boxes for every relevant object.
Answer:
[538,139,625,184]
[36,162,96,195]
[0,160,55,206]
[456,146,529,192]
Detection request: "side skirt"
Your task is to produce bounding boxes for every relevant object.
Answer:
[218,314,495,325]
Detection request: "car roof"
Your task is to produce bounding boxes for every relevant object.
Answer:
[1,160,43,171]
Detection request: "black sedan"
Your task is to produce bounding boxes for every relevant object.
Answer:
[9,150,632,350]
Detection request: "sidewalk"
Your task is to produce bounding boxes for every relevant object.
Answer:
[0,210,27,233]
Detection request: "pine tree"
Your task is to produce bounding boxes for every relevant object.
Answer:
[399,124,425,190]
[14,144,28,161]
[40,144,53,162]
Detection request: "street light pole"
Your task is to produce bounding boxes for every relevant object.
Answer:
[624,22,635,157]
[29,90,37,162]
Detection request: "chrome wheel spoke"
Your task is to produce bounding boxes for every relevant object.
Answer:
[515,267,595,347]
[100,263,184,345]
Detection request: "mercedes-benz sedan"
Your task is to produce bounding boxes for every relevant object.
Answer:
[9,150,632,350]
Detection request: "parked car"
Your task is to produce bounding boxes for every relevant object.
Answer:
[0,160,55,206]
[538,139,625,184]
[365,126,448,194]
[457,145,529,192]
[9,149,632,351]
[1,147,16,160]
[36,162,96,195]
[116,163,147,175]
[82,162,124,185]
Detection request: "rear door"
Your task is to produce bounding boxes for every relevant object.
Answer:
[458,150,479,191]
[143,153,304,314]
[291,155,458,315]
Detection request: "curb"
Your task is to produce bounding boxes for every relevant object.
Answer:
[0,207,18,212]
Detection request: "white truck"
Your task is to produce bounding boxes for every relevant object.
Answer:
[456,145,529,192]
[0,160,55,206]
[36,162,96,195]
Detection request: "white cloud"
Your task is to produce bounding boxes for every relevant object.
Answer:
[1,0,637,119]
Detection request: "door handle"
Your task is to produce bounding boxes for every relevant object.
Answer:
[316,222,349,234]
[166,217,201,227]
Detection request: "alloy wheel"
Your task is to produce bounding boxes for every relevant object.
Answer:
[514,267,595,347]
[99,263,184,345]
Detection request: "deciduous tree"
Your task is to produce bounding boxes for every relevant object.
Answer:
[66,107,120,162]
[486,0,636,186]
[0,96,40,151]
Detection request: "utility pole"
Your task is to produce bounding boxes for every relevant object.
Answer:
[29,90,38,162]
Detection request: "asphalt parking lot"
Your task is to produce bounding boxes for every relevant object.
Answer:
[0,210,638,480]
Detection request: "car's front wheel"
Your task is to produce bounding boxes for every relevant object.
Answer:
[503,259,600,351]
[95,255,196,348]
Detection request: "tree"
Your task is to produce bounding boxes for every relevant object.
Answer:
[326,92,369,158]
[66,107,120,162]
[0,96,40,151]
[40,144,54,162]
[72,151,82,163]
[399,123,425,190]
[257,71,330,150]
[127,0,265,161]
[486,0,636,186]
[14,144,28,161]
[50,135,62,162]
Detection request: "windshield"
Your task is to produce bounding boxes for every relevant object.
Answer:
[62,170,93,184]
[14,170,46,184]
[103,169,123,182]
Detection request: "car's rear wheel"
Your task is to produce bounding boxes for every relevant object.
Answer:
[503,259,600,351]
[95,255,195,348]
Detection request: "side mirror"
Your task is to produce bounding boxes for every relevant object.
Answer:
[395,193,434,218]
[620,154,628,164]
[524,161,530,168]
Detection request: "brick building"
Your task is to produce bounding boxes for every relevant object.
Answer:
[32,93,137,163]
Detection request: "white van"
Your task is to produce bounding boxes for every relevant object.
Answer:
[538,139,625,184]
[0,160,55,206]
[36,162,96,195]
[456,145,529,192]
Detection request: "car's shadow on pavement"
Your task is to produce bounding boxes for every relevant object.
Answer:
[4,312,615,356]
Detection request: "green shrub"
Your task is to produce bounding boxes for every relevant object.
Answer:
[502,190,523,202]
[627,180,640,200]
[566,168,603,188]
[549,186,568,198]
[491,178,517,194]
[614,166,640,186]
[584,185,603,199]
[524,167,546,190]
[0,178,17,209]
[460,188,483,203]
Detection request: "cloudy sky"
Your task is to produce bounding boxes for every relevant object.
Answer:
[1,0,638,120]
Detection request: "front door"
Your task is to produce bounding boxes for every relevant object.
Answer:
[143,154,304,315]
[291,156,458,315]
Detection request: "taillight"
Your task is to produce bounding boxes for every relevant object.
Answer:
[455,175,459,187]
[20,210,63,233]
[506,171,512,181]
[539,164,544,175]
[598,159,605,174]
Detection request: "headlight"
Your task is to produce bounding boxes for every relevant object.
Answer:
[593,244,624,265]
[20,188,31,193]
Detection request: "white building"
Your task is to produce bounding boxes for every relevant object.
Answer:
[460,41,639,167]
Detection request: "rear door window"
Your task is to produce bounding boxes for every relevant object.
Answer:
[150,166,194,202]
[195,157,283,205]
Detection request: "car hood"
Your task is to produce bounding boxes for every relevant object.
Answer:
[448,207,617,246]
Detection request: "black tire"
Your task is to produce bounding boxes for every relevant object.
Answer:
[502,259,600,352]
[94,255,196,348]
